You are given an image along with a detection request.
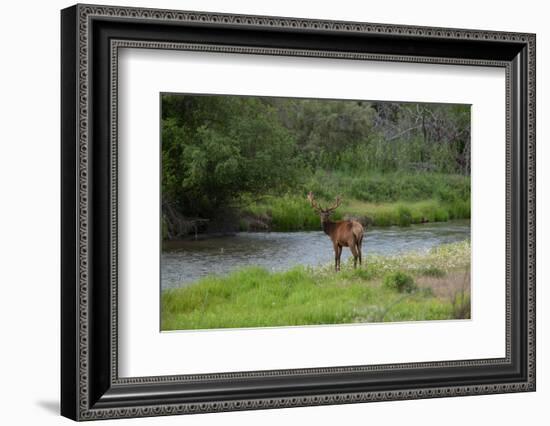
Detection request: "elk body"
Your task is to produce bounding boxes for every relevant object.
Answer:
[307,192,364,271]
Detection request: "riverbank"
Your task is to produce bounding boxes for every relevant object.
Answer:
[161,240,470,331]
[240,196,469,231]
[162,172,470,238]
[238,172,470,231]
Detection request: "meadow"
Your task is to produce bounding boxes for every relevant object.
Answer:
[161,240,470,330]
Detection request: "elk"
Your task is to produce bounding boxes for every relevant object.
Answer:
[307,192,364,271]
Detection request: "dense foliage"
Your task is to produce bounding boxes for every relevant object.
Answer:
[162,96,301,218]
[161,94,471,237]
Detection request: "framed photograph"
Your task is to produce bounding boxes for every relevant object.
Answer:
[61,4,536,421]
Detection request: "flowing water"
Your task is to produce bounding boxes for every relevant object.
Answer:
[161,220,470,289]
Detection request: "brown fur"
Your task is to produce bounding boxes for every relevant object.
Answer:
[308,192,365,271]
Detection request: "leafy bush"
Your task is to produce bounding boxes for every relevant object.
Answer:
[383,271,417,293]
[161,96,302,218]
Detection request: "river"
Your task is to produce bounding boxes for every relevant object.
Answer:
[161,220,470,289]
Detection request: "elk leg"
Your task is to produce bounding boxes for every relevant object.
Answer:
[350,244,358,269]
[334,244,341,272]
[357,235,364,268]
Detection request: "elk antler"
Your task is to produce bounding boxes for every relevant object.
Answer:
[307,191,322,212]
[325,196,342,212]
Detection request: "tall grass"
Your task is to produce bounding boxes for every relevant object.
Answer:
[240,171,469,231]
[242,197,469,231]
[243,194,340,231]
[161,241,471,330]
[304,170,470,204]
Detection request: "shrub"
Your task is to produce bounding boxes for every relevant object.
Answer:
[383,271,417,293]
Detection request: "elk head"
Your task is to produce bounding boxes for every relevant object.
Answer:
[307,192,342,224]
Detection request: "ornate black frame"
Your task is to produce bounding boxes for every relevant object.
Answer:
[61,3,536,421]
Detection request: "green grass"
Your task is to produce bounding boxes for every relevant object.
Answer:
[161,241,470,331]
[241,196,469,231]
[305,170,470,204]
[344,198,469,227]
[242,194,339,231]
[239,172,470,231]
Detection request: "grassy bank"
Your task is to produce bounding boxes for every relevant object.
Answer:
[305,170,470,204]
[239,172,470,231]
[242,196,469,231]
[161,241,470,331]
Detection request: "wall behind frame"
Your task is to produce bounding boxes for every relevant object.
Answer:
[0,0,546,425]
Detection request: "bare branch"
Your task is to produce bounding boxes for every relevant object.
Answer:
[388,125,423,141]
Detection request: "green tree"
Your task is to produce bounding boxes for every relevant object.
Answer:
[162,95,301,220]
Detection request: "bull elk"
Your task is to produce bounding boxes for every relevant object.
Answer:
[307,192,364,271]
